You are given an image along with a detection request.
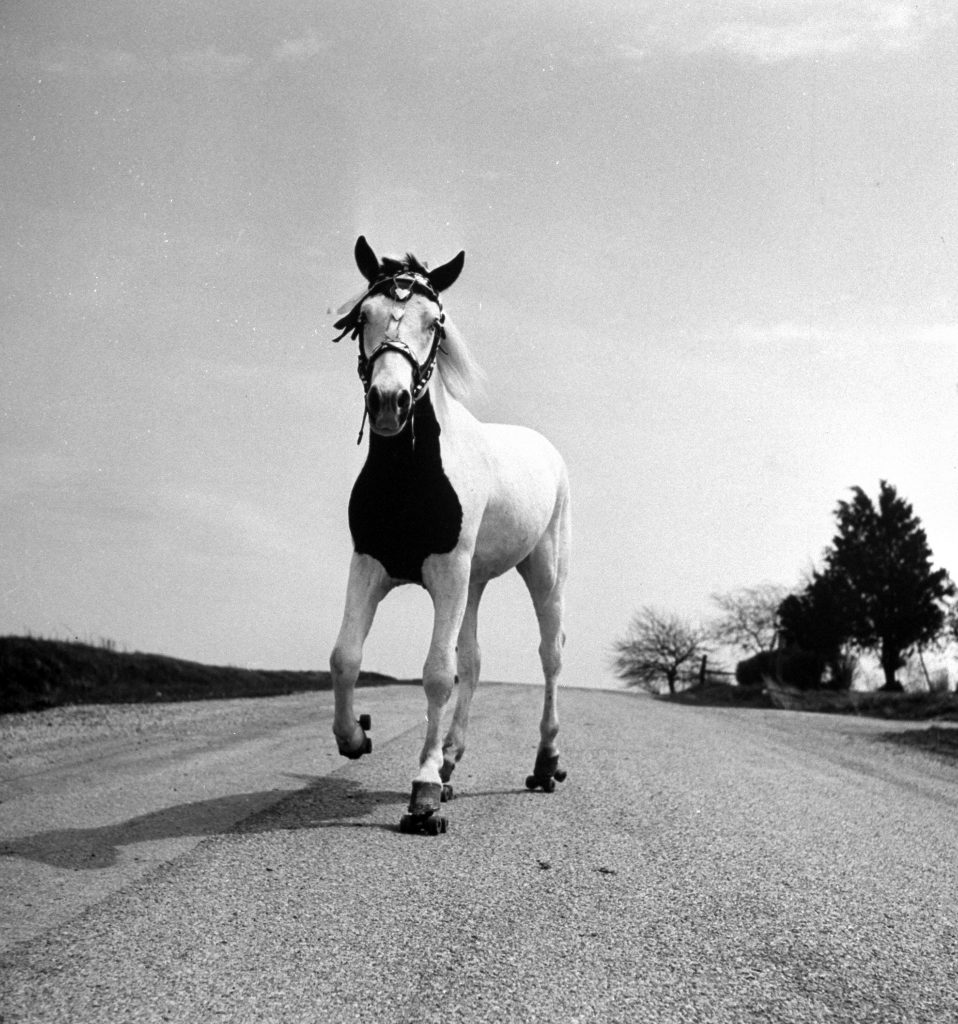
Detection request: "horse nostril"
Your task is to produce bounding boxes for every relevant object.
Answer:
[367,387,382,419]
[397,390,411,417]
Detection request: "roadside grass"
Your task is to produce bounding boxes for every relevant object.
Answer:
[762,680,958,720]
[0,635,407,715]
[876,725,958,762]
[655,680,775,709]
[657,678,958,721]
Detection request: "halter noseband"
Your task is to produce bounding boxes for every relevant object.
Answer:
[332,271,446,442]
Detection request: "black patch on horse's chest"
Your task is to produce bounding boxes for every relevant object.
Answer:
[348,396,463,583]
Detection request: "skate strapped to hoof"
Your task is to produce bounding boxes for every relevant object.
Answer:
[525,751,567,793]
[336,714,372,760]
[398,780,448,835]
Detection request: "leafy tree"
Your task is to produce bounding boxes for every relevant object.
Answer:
[611,607,711,694]
[817,481,953,690]
[945,602,958,645]
[710,583,789,654]
[777,572,853,687]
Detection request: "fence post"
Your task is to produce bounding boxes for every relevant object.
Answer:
[699,654,707,686]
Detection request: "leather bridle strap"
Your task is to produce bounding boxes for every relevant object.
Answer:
[359,334,440,399]
[332,270,446,443]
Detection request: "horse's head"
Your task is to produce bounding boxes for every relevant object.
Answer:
[336,236,465,438]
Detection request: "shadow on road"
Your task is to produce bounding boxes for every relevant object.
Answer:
[0,775,406,870]
[237,775,407,836]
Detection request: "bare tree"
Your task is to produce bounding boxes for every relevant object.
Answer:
[709,583,788,655]
[611,606,711,694]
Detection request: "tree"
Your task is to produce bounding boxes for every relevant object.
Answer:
[710,583,789,654]
[820,481,954,690]
[611,607,711,694]
[777,572,852,687]
[945,601,958,645]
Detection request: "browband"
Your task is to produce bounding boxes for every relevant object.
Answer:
[331,271,441,344]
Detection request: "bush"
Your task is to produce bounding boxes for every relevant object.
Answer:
[735,648,828,691]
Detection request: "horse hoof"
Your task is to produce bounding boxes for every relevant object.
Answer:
[399,813,448,836]
[358,713,372,731]
[408,780,442,816]
[441,783,454,802]
[525,773,559,793]
[533,751,560,777]
[337,732,372,760]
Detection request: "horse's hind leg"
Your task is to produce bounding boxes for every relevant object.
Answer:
[518,487,570,792]
[440,579,486,799]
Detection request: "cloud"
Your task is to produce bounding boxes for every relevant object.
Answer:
[272,32,328,63]
[908,323,958,345]
[613,42,651,65]
[616,1,954,65]
[164,487,300,557]
[174,46,252,76]
[1,35,254,79]
[1,36,141,77]
[730,319,958,353]
[696,2,947,61]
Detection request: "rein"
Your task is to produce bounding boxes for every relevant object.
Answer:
[332,271,446,444]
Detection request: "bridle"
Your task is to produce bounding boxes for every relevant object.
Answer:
[332,270,446,444]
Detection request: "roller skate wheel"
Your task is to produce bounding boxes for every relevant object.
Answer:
[399,813,448,835]
[554,769,567,783]
[441,783,454,802]
[358,714,371,731]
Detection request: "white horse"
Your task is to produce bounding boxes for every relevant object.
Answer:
[329,236,571,834]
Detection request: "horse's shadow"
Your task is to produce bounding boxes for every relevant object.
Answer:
[1,775,406,871]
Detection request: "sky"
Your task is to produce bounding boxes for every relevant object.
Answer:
[2,1,956,691]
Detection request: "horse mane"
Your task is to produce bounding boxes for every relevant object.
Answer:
[437,316,484,402]
[379,252,430,278]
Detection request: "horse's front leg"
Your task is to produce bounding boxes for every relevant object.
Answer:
[439,579,486,799]
[406,554,471,820]
[330,554,391,758]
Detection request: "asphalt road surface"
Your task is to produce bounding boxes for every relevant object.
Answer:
[1,683,956,1023]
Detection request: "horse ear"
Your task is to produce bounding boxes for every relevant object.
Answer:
[354,236,380,283]
[428,250,465,292]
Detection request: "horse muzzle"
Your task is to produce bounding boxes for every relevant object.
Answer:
[366,383,412,436]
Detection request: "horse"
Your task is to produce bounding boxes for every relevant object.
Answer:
[329,236,571,834]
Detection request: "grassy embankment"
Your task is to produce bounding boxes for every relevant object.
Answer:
[0,635,407,715]
[661,678,958,759]
[663,677,958,721]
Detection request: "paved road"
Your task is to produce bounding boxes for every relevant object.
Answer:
[1,684,957,1023]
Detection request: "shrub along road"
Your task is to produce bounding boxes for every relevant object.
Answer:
[1,684,957,1023]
